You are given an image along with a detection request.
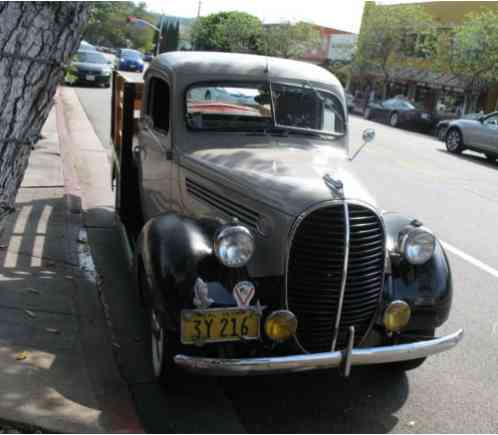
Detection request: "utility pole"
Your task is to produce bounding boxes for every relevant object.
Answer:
[197,0,202,18]
[156,14,165,56]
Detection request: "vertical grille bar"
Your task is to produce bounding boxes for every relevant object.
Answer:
[330,202,350,351]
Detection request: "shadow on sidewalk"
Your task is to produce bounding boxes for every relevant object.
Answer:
[0,188,102,432]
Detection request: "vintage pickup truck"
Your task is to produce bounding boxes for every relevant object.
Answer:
[110,52,462,384]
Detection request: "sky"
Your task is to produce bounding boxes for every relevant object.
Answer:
[143,0,437,34]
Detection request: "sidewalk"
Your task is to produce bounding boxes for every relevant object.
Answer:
[0,94,142,433]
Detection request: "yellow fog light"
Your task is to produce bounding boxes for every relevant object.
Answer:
[383,300,411,332]
[265,310,298,342]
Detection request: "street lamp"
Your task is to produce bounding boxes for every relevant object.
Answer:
[127,15,164,56]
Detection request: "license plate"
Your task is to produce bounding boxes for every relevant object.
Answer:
[181,308,260,344]
[86,75,95,81]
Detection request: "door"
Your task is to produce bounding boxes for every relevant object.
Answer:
[476,114,498,153]
[136,75,173,221]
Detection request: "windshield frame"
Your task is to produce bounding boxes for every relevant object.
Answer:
[184,80,347,138]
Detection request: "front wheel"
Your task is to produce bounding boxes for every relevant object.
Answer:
[389,112,399,127]
[148,305,177,384]
[141,273,178,385]
[364,107,371,120]
[446,128,464,154]
[386,357,427,371]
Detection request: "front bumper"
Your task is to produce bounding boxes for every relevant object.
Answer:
[174,329,463,376]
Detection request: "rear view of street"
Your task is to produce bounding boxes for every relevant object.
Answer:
[72,83,498,433]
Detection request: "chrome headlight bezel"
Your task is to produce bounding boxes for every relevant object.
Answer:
[214,225,255,268]
[399,226,436,265]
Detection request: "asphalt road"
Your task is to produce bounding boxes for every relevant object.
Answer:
[74,83,498,433]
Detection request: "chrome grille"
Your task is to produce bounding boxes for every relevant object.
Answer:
[286,203,385,353]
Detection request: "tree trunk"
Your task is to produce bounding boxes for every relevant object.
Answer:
[0,2,89,229]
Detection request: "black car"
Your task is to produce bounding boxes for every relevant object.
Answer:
[364,97,435,131]
[66,50,113,87]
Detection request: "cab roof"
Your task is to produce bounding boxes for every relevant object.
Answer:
[152,51,343,92]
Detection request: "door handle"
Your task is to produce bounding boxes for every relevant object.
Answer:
[132,145,142,162]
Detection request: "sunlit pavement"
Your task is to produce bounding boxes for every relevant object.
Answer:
[73,83,498,433]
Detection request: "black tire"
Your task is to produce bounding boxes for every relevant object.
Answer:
[141,273,178,385]
[437,126,446,141]
[364,107,371,120]
[389,112,399,128]
[446,128,464,154]
[386,357,427,372]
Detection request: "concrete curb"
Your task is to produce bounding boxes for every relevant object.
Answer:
[55,87,144,434]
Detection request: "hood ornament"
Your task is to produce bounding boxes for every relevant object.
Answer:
[324,174,344,198]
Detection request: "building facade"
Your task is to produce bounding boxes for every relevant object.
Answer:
[354,1,498,116]
[300,25,356,66]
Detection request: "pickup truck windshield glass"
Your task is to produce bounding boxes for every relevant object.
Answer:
[186,82,345,136]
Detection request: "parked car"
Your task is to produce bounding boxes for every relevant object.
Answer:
[435,112,481,141]
[79,40,97,51]
[144,52,154,62]
[117,48,144,73]
[364,97,435,131]
[65,50,113,87]
[444,111,498,162]
[110,52,462,384]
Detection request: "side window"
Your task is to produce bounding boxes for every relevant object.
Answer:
[383,100,394,109]
[484,115,498,128]
[148,77,170,133]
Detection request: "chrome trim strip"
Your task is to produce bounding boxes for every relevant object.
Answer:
[174,329,464,376]
[331,201,350,351]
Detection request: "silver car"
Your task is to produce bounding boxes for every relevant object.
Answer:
[445,111,498,162]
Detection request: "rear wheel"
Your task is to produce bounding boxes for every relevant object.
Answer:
[446,128,464,154]
[389,112,399,127]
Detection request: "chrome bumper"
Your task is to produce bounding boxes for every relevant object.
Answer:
[174,329,463,376]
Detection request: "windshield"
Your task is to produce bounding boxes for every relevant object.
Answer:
[75,51,107,64]
[186,82,346,136]
[122,50,142,60]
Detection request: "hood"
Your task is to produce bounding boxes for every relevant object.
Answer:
[182,139,377,216]
[74,62,109,73]
[121,57,143,64]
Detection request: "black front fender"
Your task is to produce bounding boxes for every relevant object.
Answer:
[383,213,452,330]
[134,213,214,322]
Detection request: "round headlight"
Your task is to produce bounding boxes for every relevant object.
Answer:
[399,227,435,265]
[214,225,255,268]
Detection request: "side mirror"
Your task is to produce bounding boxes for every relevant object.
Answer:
[350,128,376,161]
[362,128,375,144]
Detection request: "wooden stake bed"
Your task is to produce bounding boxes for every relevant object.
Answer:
[110,70,145,243]
[110,70,144,171]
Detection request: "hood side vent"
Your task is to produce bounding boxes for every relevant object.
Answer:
[186,178,260,230]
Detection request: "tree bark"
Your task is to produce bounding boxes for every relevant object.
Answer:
[0,2,89,228]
